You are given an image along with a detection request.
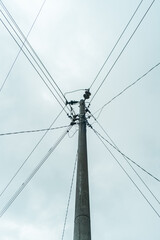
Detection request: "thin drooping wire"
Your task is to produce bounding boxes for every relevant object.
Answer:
[61,152,78,240]
[90,0,156,104]
[0,125,70,137]
[0,125,72,217]
[0,0,47,93]
[0,18,67,113]
[91,127,160,218]
[0,107,66,198]
[89,0,144,90]
[91,125,160,205]
[94,62,160,119]
[90,114,160,184]
[64,89,85,96]
[0,1,68,107]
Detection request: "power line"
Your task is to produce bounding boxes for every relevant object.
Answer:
[0,108,66,198]
[89,113,160,184]
[89,0,144,90]
[0,125,70,137]
[0,125,72,217]
[123,158,160,183]
[0,12,67,109]
[90,0,156,104]
[90,125,160,206]
[95,126,160,184]
[0,18,68,113]
[0,1,68,108]
[91,126,160,218]
[0,3,73,116]
[0,0,47,93]
[61,152,78,240]
[94,62,160,119]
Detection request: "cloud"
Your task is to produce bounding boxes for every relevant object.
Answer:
[0,0,160,239]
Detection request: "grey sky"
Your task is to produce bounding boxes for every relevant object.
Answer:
[0,0,160,239]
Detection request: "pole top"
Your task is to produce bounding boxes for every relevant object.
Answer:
[80,99,85,104]
[83,89,91,100]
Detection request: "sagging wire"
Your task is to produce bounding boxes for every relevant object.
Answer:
[90,125,160,205]
[0,108,66,199]
[0,125,70,137]
[64,89,86,96]
[0,125,73,217]
[89,124,160,218]
[93,62,160,120]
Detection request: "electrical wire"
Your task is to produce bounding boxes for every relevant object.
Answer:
[90,0,156,104]
[89,0,144,90]
[90,113,160,184]
[0,107,66,198]
[94,62,160,119]
[123,157,160,183]
[90,125,160,206]
[0,18,68,113]
[95,126,160,184]
[0,1,68,108]
[0,0,47,93]
[0,125,72,217]
[61,152,78,240]
[0,125,70,137]
[0,11,67,109]
[91,127,160,218]
[0,3,73,116]
[64,89,85,96]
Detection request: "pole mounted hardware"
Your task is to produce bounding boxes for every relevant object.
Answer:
[66,100,79,105]
[83,89,91,100]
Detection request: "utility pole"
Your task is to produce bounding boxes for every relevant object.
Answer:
[73,98,91,240]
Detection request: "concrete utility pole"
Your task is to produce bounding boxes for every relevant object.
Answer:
[73,99,91,240]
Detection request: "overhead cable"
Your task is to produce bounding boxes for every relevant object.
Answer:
[0,18,67,113]
[91,125,160,206]
[90,113,160,184]
[0,3,71,114]
[89,0,144,90]
[0,125,70,137]
[0,125,72,217]
[90,0,156,104]
[61,152,78,240]
[0,12,66,107]
[91,127,160,218]
[0,1,68,106]
[0,107,66,198]
[94,62,160,119]
[0,0,47,93]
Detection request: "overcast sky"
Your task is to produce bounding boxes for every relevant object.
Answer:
[0,0,160,239]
